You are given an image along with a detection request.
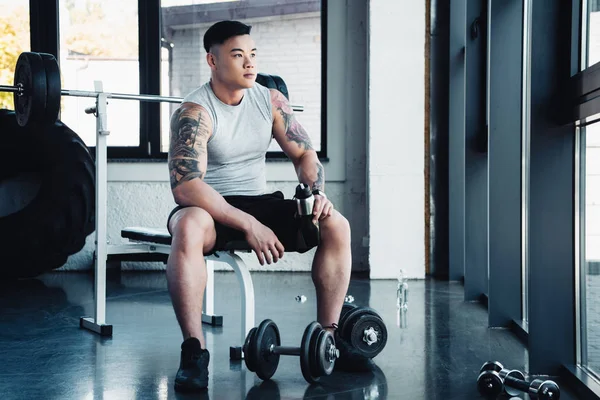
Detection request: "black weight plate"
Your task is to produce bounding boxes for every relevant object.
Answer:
[339,302,358,331]
[243,327,258,372]
[314,329,336,376]
[300,321,321,384]
[308,326,324,379]
[537,380,560,400]
[39,53,61,125]
[480,361,503,373]
[476,370,503,398]
[340,307,368,340]
[353,306,384,320]
[253,319,280,380]
[14,52,47,127]
[349,314,388,358]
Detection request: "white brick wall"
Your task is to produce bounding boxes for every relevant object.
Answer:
[169,14,322,151]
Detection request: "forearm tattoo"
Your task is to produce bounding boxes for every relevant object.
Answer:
[271,91,314,151]
[168,106,210,189]
[312,162,324,192]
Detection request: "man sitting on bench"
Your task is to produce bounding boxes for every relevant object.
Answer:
[167,20,354,392]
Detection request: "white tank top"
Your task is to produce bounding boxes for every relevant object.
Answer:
[182,82,273,196]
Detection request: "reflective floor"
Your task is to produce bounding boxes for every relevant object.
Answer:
[0,270,580,399]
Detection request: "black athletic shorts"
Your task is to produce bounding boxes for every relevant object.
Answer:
[166,191,319,254]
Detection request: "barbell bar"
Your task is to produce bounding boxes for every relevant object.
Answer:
[1,52,303,128]
[0,84,183,103]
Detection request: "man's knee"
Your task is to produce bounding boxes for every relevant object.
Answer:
[320,210,351,244]
[170,207,216,252]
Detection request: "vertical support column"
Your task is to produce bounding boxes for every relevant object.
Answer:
[29,0,59,57]
[487,0,524,327]
[464,0,489,301]
[528,0,576,374]
[448,0,467,281]
[94,84,109,327]
[429,0,451,279]
[80,82,113,336]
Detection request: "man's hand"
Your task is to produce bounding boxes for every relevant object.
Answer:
[312,194,333,224]
[244,218,285,266]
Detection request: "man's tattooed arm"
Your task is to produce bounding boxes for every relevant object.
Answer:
[168,104,212,190]
[269,89,324,192]
[312,162,325,192]
[270,89,314,151]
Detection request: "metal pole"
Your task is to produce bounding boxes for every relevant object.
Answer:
[61,88,304,111]
[94,81,109,327]
[0,84,305,111]
[62,89,183,103]
[0,85,20,93]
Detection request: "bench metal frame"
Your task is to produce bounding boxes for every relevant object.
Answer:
[79,82,254,356]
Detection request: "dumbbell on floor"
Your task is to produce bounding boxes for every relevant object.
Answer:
[337,303,388,359]
[243,319,340,384]
[477,361,560,400]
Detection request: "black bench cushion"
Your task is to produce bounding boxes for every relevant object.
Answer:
[122,227,172,245]
[121,227,252,252]
[256,73,289,100]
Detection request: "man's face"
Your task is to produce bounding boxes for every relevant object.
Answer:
[209,34,257,89]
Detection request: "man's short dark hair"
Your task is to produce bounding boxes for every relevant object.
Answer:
[203,20,252,53]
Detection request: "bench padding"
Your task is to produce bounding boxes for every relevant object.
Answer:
[121,226,253,252]
[121,227,172,245]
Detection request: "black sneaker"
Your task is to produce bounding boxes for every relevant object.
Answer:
[333,330,375,373]
[174,337,210,392]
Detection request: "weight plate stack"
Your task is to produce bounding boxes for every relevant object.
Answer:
[300,321,322,383]
[253,319,281,380]
[13,52,47,127]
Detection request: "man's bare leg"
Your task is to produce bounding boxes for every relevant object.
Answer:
[311,210,352,331]
[167,207,217,349]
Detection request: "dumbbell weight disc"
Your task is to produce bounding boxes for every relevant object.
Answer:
[476,370,503,398]
[338,302,358,330]
[341,306,385,339]
[253,319,281,380]
[349,314,387,358]
[300,321,322,383]
[313,329,337,376]
[243,327,258,372]
[39,53,61,125]
[340,307,367,338]
[479,361,503,373]
[13,52,47,127]
[530,379,561,400]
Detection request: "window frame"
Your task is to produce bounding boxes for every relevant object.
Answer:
[29,0,327,161]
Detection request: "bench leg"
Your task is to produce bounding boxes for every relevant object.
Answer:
[213,252,255,360]
[202,259,223,326]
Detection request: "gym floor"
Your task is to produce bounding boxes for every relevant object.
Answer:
[0,270,580,400]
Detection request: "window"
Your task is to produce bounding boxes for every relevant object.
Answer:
[580,0,600,377]
[58,0,139,149]
[159,0,324,156]
[0,1,30,111]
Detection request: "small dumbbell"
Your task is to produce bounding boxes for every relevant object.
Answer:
[243,319,340,384]
[337,303,388,359]
[477,361,560,400]
[477,361,528,397]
